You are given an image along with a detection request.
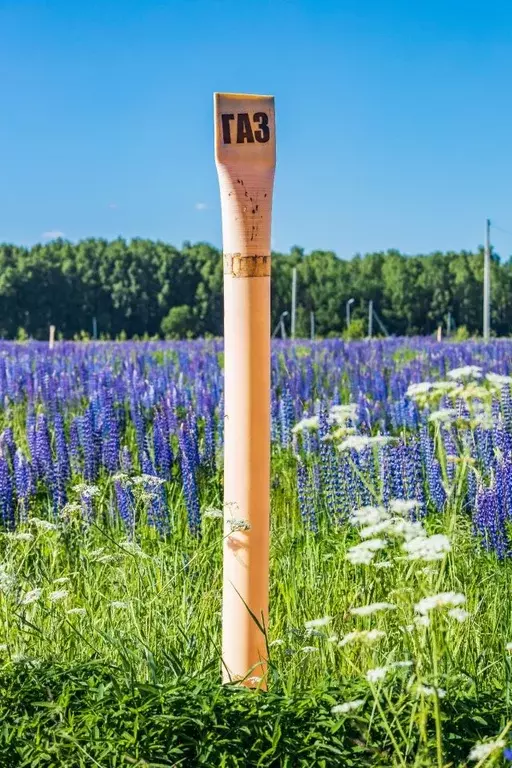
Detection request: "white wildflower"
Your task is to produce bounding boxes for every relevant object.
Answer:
[486,372,512,387]
[417,685,446,698]
[0,644,7,652]
[447,365,482,381]
[20,588,42,605]
[132,474,165,487]
[112,472,130,483]
[429,408,458,424]
[366,667,388,683]
[227,518,251,533]
[350,602,396,617]
[374,561,393,569]
[448,608,470,622]
[49,589,69,602]
[351,506,389,527]
[203,508,223,519]
[331,699,365,714]
[246,675,263,684]
[347,538,387,565]
[7,532,34,542]
[305,616,331,629]
[118,540,149,557]
[391,660,413,669]
[66,607,86,616]
[339,435,391,453]
[53,577,70,585]
[389,499,421,516]
[414,615,431,628]
[339,629,386,647]
[301,646,319,653]
[292,416,319,434]
[403,534,451,561]
[0,564,15,593]
[468,740,505,762]
[327,634,339,642]
[431,381,457,392]
[29,518,58,531]
[74,483,100,497]
[406,382,432,398]
[109,600,129,609]
[359,520,394,538]
[414,592,466,615]
[392,519,426,540]
[506,642,512,652]
[269,639,284,647]
[329,404,358,426]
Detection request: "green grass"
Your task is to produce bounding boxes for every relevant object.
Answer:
[1,446,512,765]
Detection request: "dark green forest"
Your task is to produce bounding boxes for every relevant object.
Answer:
[0,238,508,339]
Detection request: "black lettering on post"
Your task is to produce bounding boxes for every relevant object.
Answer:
[236,113,255,143]
[253,112,270,143]
[221,114,235,144]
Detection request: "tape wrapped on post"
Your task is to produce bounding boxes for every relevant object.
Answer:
[223,253,271,277]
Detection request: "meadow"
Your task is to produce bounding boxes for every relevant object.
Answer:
[2,338,512,766]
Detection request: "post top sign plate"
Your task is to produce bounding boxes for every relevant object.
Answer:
[214,92,276,169]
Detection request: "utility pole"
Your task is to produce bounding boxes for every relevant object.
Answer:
[291,267,297,339]
[483,218,491,342]
[92,316,98,341]
[346,298,355,330]
[310,311,315,341]
[368,300,373,339]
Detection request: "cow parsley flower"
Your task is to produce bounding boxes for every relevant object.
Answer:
[339,435,391,453]
[351,506,390,526]
[109,600,129,609]
[0,564,15,593]
[417,685,446,698]
[292,416,319,434]
[403,534,451,561]
[366,666,388,683]
[66,607,86,616]
[414,592,466,615]
[389,499,421,516]
[406,382,433,398]
[227,518,251,533]
[331,699,365,714]
[350,602,396,616]
[447,365,482,380]
[305,616,331,629]
[203,508,223,519]
[448,608,470,622]
[468,740,505,761]
[20,588,42,605]
[49,589,69,602]
[346,538,387,565]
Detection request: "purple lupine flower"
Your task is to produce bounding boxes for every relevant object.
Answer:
[69,417,82,475]
[79,407,98,482]
[442,428,457,484]
[120,445,133,474]
[141,450,168,534]
[114,480,135,536]
[178,425,201,535]
[296,458,317,531]
[0,457,14,529]
[14,449,31,522]
[100,393,120,472]
[0,428,15,466]
[54,412,69,509]
[501,385,512,431]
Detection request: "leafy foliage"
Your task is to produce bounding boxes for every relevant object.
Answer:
[0,238,507,339]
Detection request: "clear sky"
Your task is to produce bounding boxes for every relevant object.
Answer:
[1,0,512,258]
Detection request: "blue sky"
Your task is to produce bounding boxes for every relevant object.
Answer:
[1,0,512,258]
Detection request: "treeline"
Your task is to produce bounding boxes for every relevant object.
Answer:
[0,238,508,339]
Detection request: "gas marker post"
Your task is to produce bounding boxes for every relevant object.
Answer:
[214,93,276,687]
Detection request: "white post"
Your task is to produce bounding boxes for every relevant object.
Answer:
[214,92,275,687]
[310,311,315,341]
[483,218,491,342]
[368,300,373,339]
[49,325,56,350]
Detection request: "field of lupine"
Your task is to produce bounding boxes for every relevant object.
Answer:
[3,338,512,766]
